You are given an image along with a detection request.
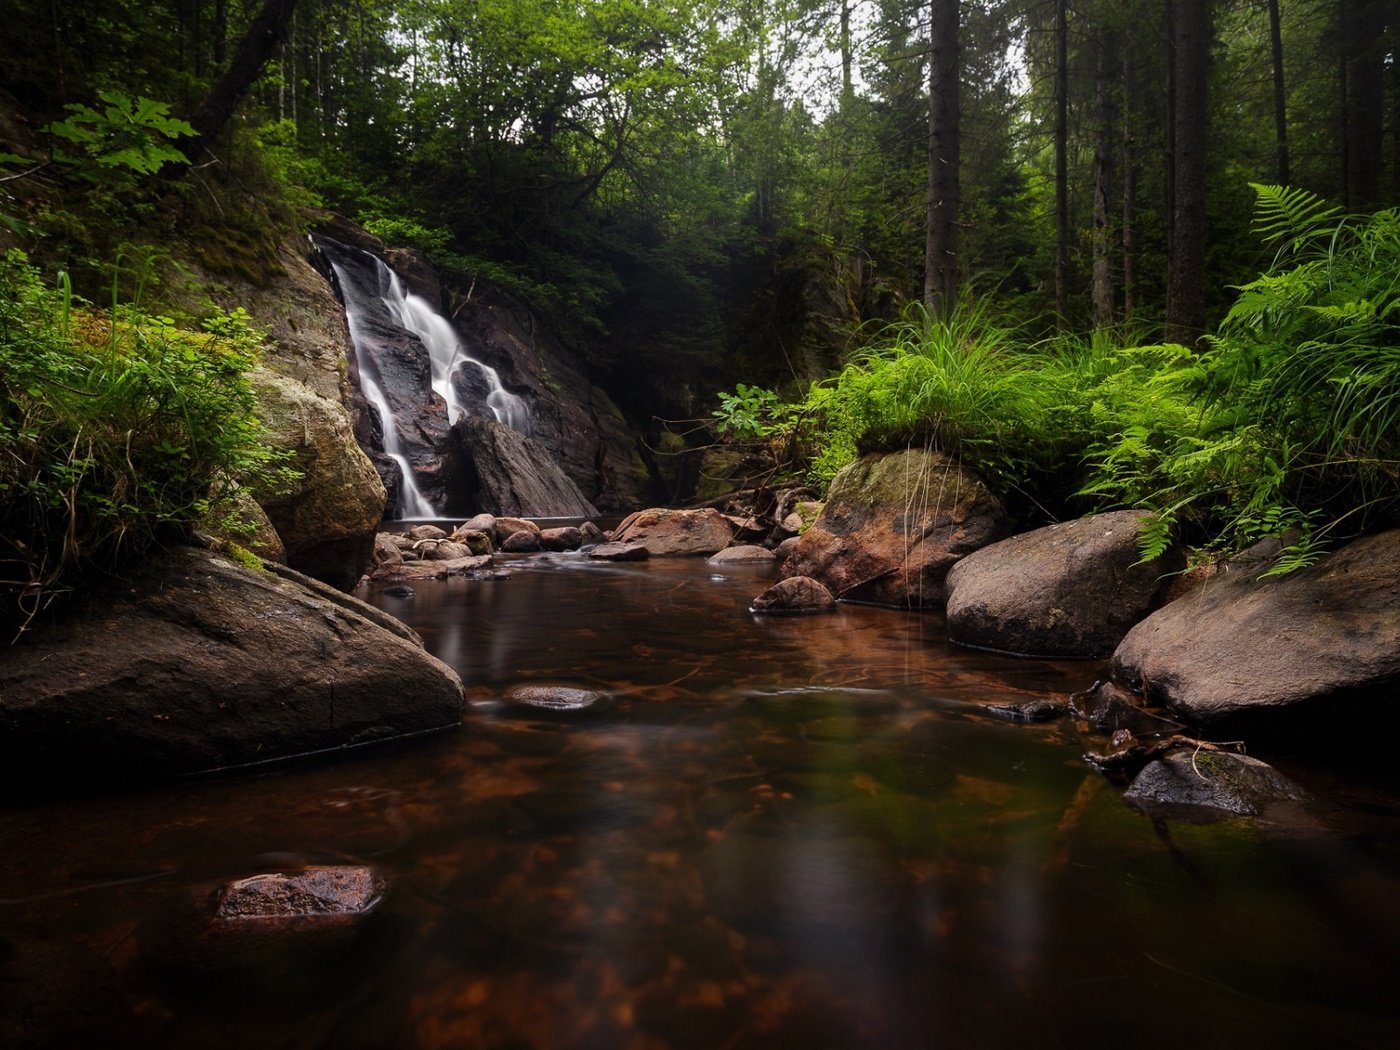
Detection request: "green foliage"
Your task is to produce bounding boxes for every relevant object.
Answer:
[0,250,295,632]
[46,90,194,179]
[712,384,787,438]
[1082,187,1400,567]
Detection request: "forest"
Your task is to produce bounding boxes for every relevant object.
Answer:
[2,0,1399,605]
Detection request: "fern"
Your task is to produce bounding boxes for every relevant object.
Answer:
[1248,183,1343,257]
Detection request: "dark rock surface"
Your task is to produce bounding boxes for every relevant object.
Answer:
[0,546,464,786]
[540,527,584,551]
[503,685,610,715]
[454,415,599,518]
[782,449,1007,608]
[1123,750,1308,818]
[1112,530,1400,723]
[750,576,837,614]
[587,542,650,562]
[945,510,1181,658]
[611,508,735,556]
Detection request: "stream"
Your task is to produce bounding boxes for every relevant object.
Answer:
[2,552,1398,1048]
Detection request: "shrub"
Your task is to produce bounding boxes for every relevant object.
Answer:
[0,250,294,633]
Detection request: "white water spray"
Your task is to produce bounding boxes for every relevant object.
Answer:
[378,268,530,432]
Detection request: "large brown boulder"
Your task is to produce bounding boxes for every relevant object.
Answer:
[0,546,464,788]
[782,449,1008,608]
[944,510,1182,658]
[1112,530,1400,723]
[454,415,598,518]
[248,367,386,590]
[611,507,735,556]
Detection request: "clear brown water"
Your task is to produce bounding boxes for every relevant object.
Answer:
[2,553,1399,1048]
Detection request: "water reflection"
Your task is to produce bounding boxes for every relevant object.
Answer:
[0,555,1398,1048]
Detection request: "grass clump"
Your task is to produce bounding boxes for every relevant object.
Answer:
[0,249,295,633]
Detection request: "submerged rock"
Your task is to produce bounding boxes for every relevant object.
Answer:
[750,576,837,614]
[611,507,735,556]
[1113,529,1400,723]
[945,510,1182,658]
[503,685,610,715]
[708,545,777,565]
[1123,750,1308,818]
[782,449,1007,608]
[371,554,494,580]
[540,526,583,551]
[983,699,1067,723]
[0,546,464,787]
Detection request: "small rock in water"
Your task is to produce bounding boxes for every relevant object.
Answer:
[501,530,543,553]
[407,524,447,541]
[749,575,836,614]
[1124,750,1308,819]
[215,866,385,920]
[579,521,607,545]
[380,584,416,599]
[588,542,650,561]
[983,698,1067,723]
[504,685,609,715]
[708,545,777,565]
[540,526,583,552]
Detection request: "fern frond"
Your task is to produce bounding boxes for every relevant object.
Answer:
[1249,183,1342,254]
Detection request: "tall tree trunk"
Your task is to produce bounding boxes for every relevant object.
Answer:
[1122,52,1138,322]
[1165,0,1176,260]
[1165,0,1209,345]
[1054,0,1070,327]
[924,0,961,318]
[1092,31,1118,329]
[214,0,228,67]
[188,0,302,162]
[840,0,854,104]
[1267,0,1289,184]
[1344,0,1385,208]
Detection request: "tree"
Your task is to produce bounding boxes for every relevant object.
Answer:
[1165,0,1210,344]
[925,0,961,316]
[187,0,303,162]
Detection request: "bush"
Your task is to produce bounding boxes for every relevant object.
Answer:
[0,250,294,633]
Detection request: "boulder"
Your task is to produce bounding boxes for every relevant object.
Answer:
[1112,530,1400,723]
[708,545,778,565]
[0,546,464,787]
[782,449,1007,608]
[494,516,539,540]
[750,576,837,615]
[425,540,472,561]
[371,532,403,568]
[611,507,735,556]
[540,527,583,552]
[588,542,650,562]
[1123,750,1307,818]
[501,530,542,553]
[173,865,387,970]
[247,367,387,590]
[371,555,495,580]
[944,510,1182,658]
[453,513,496,539]
[454,415,599,518]
[454,530,494,556]
[408,524,448,541]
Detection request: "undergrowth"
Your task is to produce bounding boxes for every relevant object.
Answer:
[0,249,295,634]
[723,186,1399,568]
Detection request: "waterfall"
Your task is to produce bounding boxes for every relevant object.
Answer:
[326,256,439,519]
[315,235,532,519]
[378,268,531,433]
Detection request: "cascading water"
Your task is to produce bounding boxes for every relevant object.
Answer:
[379,271,531,433]
[315,235,532,519]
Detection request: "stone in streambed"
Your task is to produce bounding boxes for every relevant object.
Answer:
[1123,750,1307,819]
[782,448,1007,608]
[611,507,735,556]
[0,546,464,787]
[945,510,1182,659]
[750,576,837,614]
[501,530,542,553]
[708,545,777,565]
[1112,529,1400,723]
[588,542,650,562]
[504,685,610,716]
[540,526,584,551]
[983,699,1067,722]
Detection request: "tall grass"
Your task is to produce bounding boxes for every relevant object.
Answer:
[0,249,294,633]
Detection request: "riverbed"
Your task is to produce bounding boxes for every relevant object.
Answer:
[2,553,1398,1047]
